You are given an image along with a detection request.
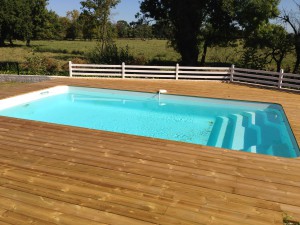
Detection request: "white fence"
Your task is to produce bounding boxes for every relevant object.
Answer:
[69,62,230,80]
[69,62,300,91]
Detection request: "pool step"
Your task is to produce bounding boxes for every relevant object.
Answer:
[242,112,262,148]
[246,146,257,153]
[222,114,245,150]
[207,116,229,147]
[208,110,295,156]
[208,112,262,151]
[255,111,284,147]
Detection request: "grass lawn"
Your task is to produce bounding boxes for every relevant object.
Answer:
[0,39,180,63]
[0,39,296,74]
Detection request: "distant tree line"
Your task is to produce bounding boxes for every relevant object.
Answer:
[0,0,169,47]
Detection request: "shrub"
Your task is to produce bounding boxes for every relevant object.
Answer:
[44,58,59,74]
[35,47,68,54]
[238,47,270,70]
[62,57,88,71]
[21,55,58,75]
[71,50,85,55]
[0,62,20,74]
[87,43,134,64]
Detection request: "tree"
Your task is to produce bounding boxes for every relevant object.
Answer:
[79,12,97,40]
[0,0,48,46]
[65,10,81,40]
[140,0,280,66]
[42,10,64,40]
[58,16,71,39]
[280,1,300,73]
[140,0,207,65]
[26,0,49,45]
[80,0,120,50]
[129,21,153,39]
[245,24,293,71]
[116,20,130,38]
[0,0,30,46]
[152,21,172,39]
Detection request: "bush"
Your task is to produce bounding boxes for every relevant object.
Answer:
[35,47,68,54]
[71,50,85,55]
[88,43,135,64]
[44,58,59,74]
[0,62,20,74]
[21,55,58,75]
[238,47,270,70]
[62,57,88,71]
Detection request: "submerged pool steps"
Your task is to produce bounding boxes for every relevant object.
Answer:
[207,116,229,147]
[207,110,295,157]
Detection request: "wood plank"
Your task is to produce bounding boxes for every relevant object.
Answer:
[1,79,300,224]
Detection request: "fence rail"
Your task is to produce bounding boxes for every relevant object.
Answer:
[69,62,300,91]
[69,62,231,80]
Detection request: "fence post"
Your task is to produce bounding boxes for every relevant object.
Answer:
[69,61,73,77]
[230,64,235,82]
[122,62,126,79]
[175,63,179,80]
[278,69,284,89]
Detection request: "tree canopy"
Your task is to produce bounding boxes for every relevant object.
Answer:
[280,0,300,73]
[0,0,49,46]
[80,0,120,50]
[140,0,280,65]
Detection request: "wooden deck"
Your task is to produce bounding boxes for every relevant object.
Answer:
[1,78,300,225]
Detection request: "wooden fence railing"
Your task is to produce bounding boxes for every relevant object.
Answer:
[69,62,300,91]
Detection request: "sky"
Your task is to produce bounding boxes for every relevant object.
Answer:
[47,0,294,23]
[47,0,140,22]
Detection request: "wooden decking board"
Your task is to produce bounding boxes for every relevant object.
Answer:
[0,149,288,219]
[0,171,281,225]
[0,169,264,224]
[0,186,158,225]
[0,197,111,225]
[3,135,298,206]
[0,128,242,182]
[1,120,300,190]
[2,116,300,171]
[1,79,300,224]
[0,208,57,225]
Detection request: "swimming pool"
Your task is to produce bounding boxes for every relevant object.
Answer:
[0,86,299,158]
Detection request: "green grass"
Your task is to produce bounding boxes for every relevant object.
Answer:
[115,39,180,62]
[28,39,179,61]
[0,39,296,74]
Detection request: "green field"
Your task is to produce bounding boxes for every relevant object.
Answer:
[0,39,180,62]
[0,39,181,75]
[0,39,296,75]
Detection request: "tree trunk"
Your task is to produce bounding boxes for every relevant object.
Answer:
[177,31,200,66]
[200,41,208,66]
[9,39,13,46]
[180,46,199,66]
[276,62,281,73]
[294,57,300,74]
[293,51,300,73]
[26,39,31,46]
[276,59,282,73]
[172,2,202,66]
[0,38,5,47]
[293,35,300,73]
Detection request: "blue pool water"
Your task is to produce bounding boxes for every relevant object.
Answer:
[0,86,299,158]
